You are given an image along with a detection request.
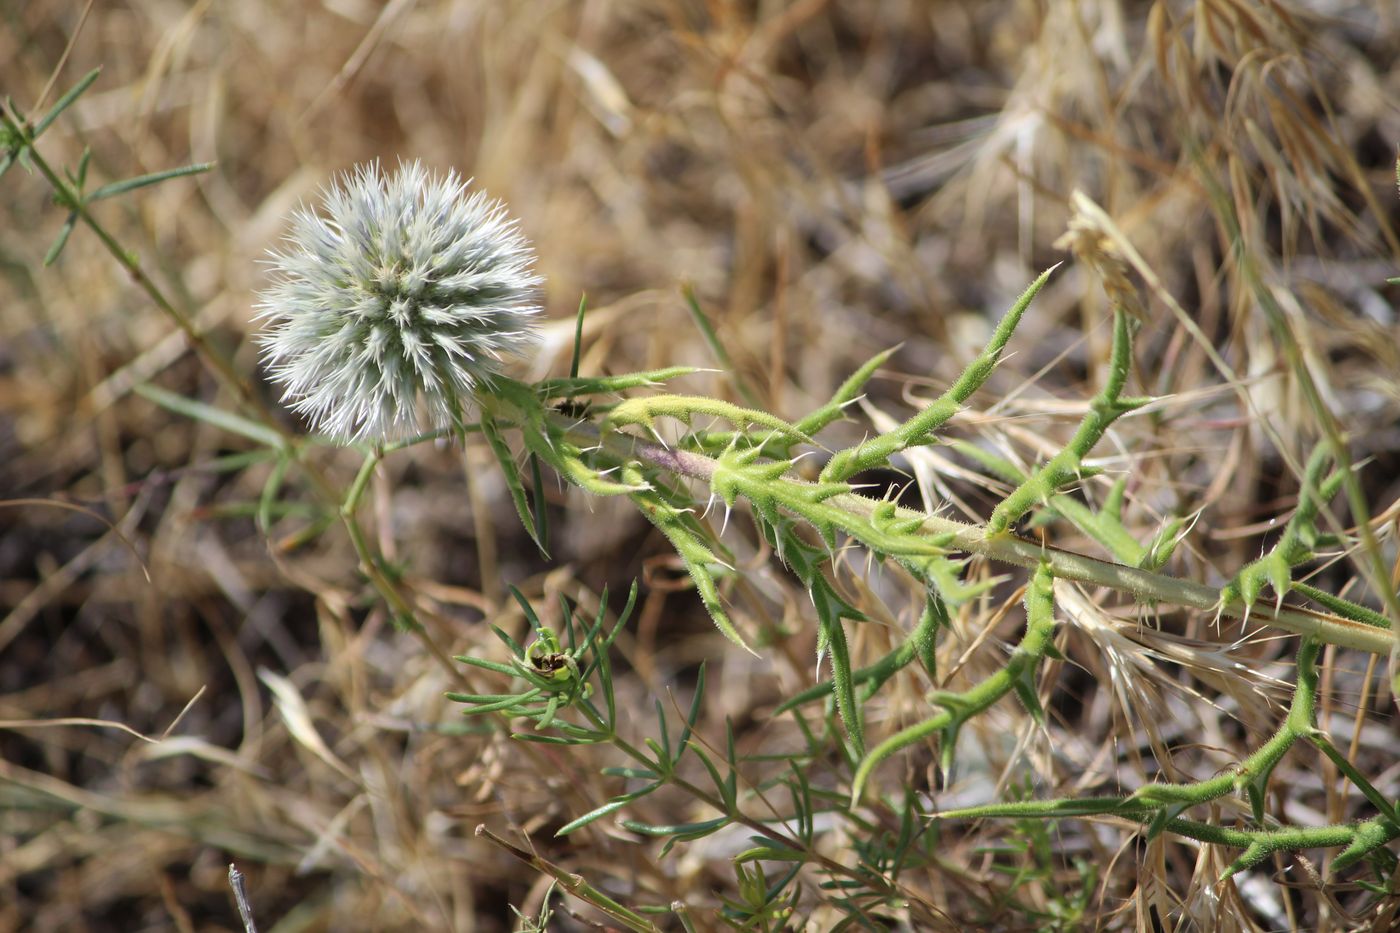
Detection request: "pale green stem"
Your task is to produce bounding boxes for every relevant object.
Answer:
[597,427,1392,655]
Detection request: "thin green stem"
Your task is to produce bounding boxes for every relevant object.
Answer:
[614,427,1392,655]
[569,700,892,895]
[475,825,661,932]
[479,383,1393,655]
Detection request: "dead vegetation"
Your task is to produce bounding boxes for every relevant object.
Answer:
[2,1,1400,930]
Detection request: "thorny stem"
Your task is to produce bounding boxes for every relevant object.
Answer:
[1191,149,1400,640]
[552,412,1394,656]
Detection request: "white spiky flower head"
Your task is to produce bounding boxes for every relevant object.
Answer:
[255,160,541,442]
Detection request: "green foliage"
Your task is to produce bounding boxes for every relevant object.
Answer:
[820,266,1056,484]
[461,258,1400,907]
[13,67,1400,927]
[1218,443,1345,613]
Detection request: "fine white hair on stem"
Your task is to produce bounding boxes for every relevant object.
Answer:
[255,160,541,442]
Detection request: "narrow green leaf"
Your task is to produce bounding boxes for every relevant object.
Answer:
[88,162,214,202]
[529,451,549,553]
[734,845,806,863]
[569,293,586,379]
[75,147,91,189]
[257,452,293,532]
[539,367,699,398]
[488,621,526,658]
[654,699,672,762]
[674,663,706,761]
[507,586,542,630]
[481,414,546,556]
[33,68,102,139]
[682,283,759,406]
[688,745,734,810]
[136,384,285,449]
[557,787,660,835]
[621,816,728,838]
[452,656,518,677]
[601,767,661,779]
[512,732,600,745]
[42,212,77,266]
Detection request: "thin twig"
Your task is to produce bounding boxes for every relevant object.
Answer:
[228,863,259,933]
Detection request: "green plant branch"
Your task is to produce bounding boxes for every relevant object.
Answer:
[937,638,1400,875]
[5,89,484,700]
[1219,444,1346,611]
[474,824,661,932]
[936,795,1400,878]
[454,606,915,908]
[819,267,1058,483]
[988,308,1147,534]
[486,392,1393,655]
[1192,147,1400,639]
[0,103,267,426]
[849,562,1059,802]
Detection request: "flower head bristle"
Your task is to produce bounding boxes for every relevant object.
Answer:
[255,160,540,442]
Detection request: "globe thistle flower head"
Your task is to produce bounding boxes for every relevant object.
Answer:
[256,161,540,442]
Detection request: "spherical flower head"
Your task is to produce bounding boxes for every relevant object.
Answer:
[255,161,541,443]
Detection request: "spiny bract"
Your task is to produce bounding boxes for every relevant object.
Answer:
[256,161,540,442]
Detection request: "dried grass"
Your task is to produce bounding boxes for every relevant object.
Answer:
[2,1,1400,930]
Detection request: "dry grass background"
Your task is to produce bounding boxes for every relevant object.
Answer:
[2,1,1400,930]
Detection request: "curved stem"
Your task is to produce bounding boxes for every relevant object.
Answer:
[538,410,1392,655]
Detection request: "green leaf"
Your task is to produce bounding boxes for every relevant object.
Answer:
[529,452,549,552]
[682,283,760,406]
[734,845,807,863]
[481,413,547,556]
[557,787,660,835]
[621,816,728,838]
[257,452,293,533]
[822,265,1057,482]
[569,293,586,380]
[136,384,285,449]
[32,68,102,139]
[42,212,77,266]
[88,162,214,202]
[810,574,865,756]
[604,395,811,446]
[539,367,699,398]
[675,663,706,763]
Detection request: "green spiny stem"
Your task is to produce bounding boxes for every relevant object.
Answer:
[935,797,1399,877]
[953,441,1145,565]
[820,266,1057,484]
[618,432,1389,653]
[849,562,1059,803]
[603,395,812,446]
[988,309,1146,534]
[936,638,1400,876]
[481,383,1393,655]
[774,594,945,714]
[1220,444,1346,608]
[694,345,899,460]
[1291,583,1391,630]
[1193,148,1400,638]
[539,367,699,398]
[1129,637,1320,808]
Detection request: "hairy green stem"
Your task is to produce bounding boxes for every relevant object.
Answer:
[591,424,1391,655]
